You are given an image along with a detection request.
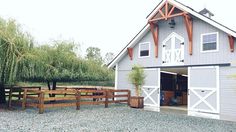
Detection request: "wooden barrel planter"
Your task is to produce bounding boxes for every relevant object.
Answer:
[130,96,144,108]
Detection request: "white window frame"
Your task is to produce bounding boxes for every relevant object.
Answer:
[139,42,151,58]
[200,32,219,53]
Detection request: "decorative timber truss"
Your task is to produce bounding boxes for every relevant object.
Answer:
[126,0,235,61]
[127,47,133,60]
[228,35,235,52]
[148,1,192,58]
[147,1,235,58]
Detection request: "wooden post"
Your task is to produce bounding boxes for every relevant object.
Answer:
[22,89,27,110]
[155,26,159,58]
[183,14,193,55]
[165,2,168,20]
[52,81,57,97]
[105,91,108,108]
[127,48,133,60]
[112,91,115,101]
[92,90,97,102]
[39,92,45,114]
[8,86,13,108]
[76,90,81,110]
[64,88,67,97]
[228,35,235,52]
[127,90,131,106]
[168,6,175,17]
[149,22,159,58]
[18,91,21,100]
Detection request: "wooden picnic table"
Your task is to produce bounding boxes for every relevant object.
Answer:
[6,86,41,107]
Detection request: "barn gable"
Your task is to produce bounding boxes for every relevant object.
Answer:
[108,0,236,68]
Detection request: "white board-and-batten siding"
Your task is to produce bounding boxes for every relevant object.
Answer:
[219,66,236,118]
[115,12,236,118]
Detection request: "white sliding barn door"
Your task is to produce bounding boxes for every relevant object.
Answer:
[188,66,220,114]
[142,68,160,108]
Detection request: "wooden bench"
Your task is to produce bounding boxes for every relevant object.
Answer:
[22,89,130,114]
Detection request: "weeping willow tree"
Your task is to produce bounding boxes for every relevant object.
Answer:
[17,41,79,92]
[0,18,114,103]
[0,18,33,103]
[18,41,114,94]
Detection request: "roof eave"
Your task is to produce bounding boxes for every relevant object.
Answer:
[169,0,236,37]
[108,25,150,68]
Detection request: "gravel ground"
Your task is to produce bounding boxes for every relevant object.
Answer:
[0,104,236,132]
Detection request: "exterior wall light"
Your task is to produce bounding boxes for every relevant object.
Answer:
[169,19,176,28]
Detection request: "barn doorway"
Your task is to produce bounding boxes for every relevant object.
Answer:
[160,67,188,112]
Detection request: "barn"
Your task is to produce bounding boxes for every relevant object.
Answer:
[108,0,236,120]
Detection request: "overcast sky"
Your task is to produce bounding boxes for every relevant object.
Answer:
[0,0,235,57]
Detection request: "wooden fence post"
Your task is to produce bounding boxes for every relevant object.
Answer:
[76,90,81,110]
[18,90,22,100]
[127,90,131,106]
[22,89,27,110]
[8,86,13,108]
[92,91,96,102]
[64,88,67,97]
[39,92,45,114]
[105,90,108,108]
[112,91,115,101]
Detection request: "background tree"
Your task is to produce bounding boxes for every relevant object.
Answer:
[0,17,115,104]
[18,41,115,95]
[18,41,80,94]
[103,52,115,65]
[85,47,102,63]
[0,18,33,103]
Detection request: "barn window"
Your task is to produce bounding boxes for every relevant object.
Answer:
[201,32,219,52]
[139,42,150,58]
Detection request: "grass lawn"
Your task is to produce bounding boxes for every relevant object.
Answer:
[0,104,236,132]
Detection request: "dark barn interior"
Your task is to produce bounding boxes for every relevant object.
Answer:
[160,71,187,107]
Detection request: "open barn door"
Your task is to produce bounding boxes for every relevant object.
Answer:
[142,68,160,108]
[188,66,220,114]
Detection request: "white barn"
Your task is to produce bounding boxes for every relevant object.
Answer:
[108,0,236,121]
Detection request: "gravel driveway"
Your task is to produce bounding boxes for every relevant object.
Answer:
[0,104,235,132]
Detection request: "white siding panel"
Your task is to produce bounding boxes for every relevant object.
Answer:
[220,66,236,116]
[117,69,134,96]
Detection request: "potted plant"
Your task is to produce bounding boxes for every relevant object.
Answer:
[128,65,146,108]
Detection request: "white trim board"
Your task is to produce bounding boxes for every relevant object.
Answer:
[162,32,184,46]
[188,111,220,120]
[108,24,150,68]
[114,63,118,90]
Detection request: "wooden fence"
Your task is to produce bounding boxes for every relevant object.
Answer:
[22,89,130,114]
[5,86,41,107]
